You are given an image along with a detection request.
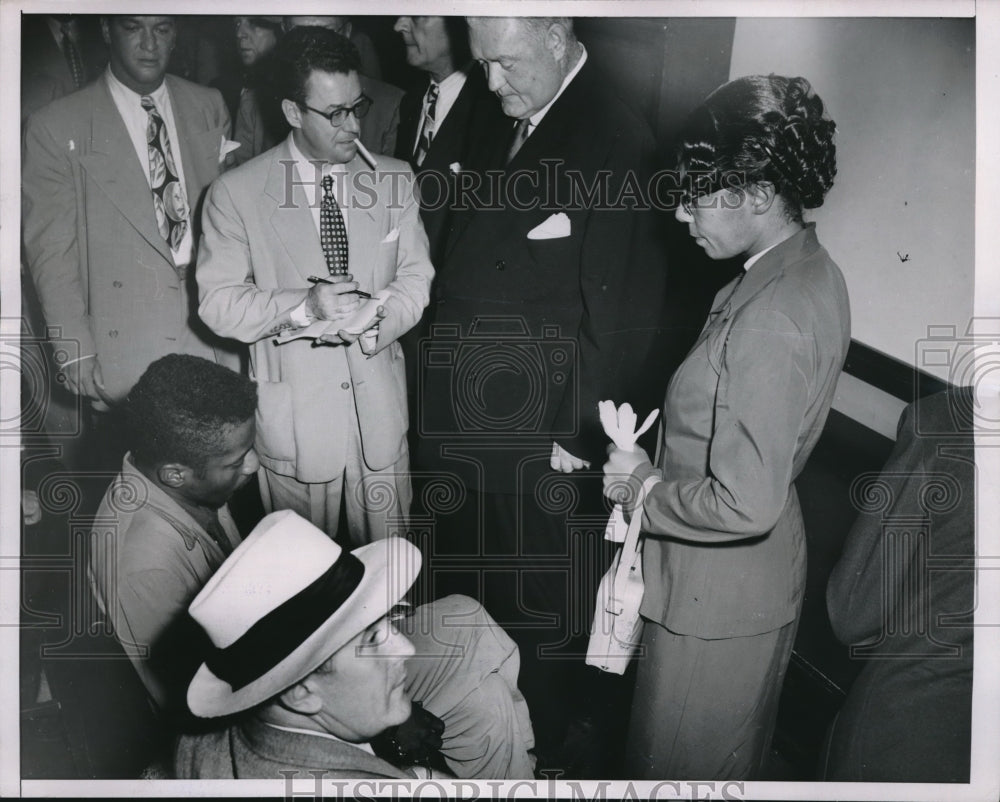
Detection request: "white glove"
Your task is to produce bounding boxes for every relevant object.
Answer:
[598,401,659,542]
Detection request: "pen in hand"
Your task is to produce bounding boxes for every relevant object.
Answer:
[307,275,373,299]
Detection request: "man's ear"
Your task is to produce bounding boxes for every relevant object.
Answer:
[100,17,111,45]
[341,21,353,39]
[157,462,190,489]
[279,680,323,716]
[748,182,778,215]
[545,20,568,63]
[282,99,304,130]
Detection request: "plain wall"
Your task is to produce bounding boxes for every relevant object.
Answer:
[729,17,975,385]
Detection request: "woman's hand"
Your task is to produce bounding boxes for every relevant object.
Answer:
[602,444,651,504]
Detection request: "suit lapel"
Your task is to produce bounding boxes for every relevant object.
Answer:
[345,156,379,286]
[395,82,423,164]
[167,75,220,211]
[78,78,174,264]
[264,142,327,283]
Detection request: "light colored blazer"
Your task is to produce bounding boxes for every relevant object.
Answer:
[634,225,851,638]
[196,139,433,483]
[22,73,241,401]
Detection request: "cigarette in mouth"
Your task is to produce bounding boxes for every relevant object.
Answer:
[355,139,377,169]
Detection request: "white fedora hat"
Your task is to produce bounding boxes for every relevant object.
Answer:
[186,510,421,718]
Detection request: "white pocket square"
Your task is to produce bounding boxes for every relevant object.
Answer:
[219,136,241,162]
[527,212,571,240]
[381,228,400,243]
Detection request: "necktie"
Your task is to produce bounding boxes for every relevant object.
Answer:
[506,118,530,165]
[141,96,189,251]
[414,82,439,167]
[61,22,85,90]
[321,174,349,276]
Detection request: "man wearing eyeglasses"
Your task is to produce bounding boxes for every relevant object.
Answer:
[197,26,434,544]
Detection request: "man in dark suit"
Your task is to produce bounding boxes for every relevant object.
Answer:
[416,16,668,763]
[393,15,503,262]
[21,14,106,122]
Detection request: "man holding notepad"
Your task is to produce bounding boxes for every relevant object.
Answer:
[197,26,433,543]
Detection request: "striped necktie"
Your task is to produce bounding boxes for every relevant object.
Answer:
[60,22,85,90]
[414,82,439,167]
[141,95,188,251]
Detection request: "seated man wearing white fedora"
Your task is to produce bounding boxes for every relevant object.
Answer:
[175,509,536,779]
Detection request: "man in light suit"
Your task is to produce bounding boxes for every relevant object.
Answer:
[283,17,402,156]
[231,16,403,166]
[22,15,241,413]
[417,17,669,762]
[197,26,433,544]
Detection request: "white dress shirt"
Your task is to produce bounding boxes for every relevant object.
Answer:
[104,66,194,267]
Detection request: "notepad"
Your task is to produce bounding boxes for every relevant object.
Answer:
[275,289,391,344]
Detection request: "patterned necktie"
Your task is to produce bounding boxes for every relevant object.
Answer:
[506,118,530,165]
[141,95,188,251]
[414,82,439,167]
[321,174,349,276]
[61,23,85,90]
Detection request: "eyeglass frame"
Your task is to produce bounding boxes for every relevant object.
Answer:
[301,94,374,128]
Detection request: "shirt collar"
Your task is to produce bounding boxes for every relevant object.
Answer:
[287,132,348,182]
[528,45,587,129]
[434,69,465,96]
[261,721,375,755]
[105,63,168,107]
[743,241,780,272]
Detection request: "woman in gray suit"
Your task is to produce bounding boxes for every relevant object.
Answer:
[602,75,850,779]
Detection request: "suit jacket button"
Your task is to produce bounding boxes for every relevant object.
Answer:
[341,382,350,390]
[109,330,118,338]
[113,281,123,288]
[495,259,505,271]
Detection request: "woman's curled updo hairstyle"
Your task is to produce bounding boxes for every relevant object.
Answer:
[677,75,837,221]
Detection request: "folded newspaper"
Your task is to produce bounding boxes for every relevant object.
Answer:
[275,289,391,344]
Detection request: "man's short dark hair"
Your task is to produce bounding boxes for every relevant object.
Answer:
[272,25,362,108]
[126,355,257,474]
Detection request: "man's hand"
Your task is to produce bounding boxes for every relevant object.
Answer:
[317,305,387,349]
[601,443,651,503]
[305,274,362,322]
[550,442,591,473]
[60,355,113,407]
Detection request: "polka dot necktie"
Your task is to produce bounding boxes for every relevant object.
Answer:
[141,95,188,251]
[414,81,439,167]
[321,174,349,276]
